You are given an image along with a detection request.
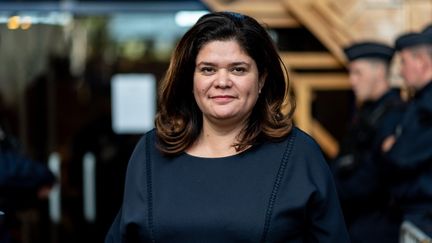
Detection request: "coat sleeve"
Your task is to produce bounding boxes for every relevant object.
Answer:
[385,103,432,171]
[105,209,123,243]
[292,130,350,242]
[0,150,55,190]
[104,133,153,243]
[305,158,351,243]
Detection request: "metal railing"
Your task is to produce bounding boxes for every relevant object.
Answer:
[400,220,432,243]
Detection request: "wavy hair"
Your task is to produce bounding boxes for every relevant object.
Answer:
[155,11,296,156]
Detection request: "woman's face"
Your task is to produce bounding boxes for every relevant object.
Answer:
[193,40,263,127]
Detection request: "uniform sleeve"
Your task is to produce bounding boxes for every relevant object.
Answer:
[331,152,381,202]
[0,150,55,189]
[386,103,432,171]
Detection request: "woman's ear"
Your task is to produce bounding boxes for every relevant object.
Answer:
[259,73,267,91]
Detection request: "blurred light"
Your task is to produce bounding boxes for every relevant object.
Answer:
[1,12,72,27]
[20,16,32,30]
[7,15,20,30]
[175,10,208,27]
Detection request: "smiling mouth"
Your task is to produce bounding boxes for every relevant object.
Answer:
[212,95,234,99]
[211,95,236,103]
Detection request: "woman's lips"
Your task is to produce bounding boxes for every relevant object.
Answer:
[211,95,236,103]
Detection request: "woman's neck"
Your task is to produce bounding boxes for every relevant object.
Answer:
[186,119,246,158]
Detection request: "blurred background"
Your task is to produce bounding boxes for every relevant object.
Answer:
[0,0,431,243]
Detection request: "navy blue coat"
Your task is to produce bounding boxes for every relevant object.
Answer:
[0,130,55,243]
[0,144,55,211]
[384,81,432,237]
[106,127,350,242]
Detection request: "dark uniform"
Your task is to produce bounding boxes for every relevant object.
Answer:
[0,124,55,243]
[0,124,55,209]
[384,82,432,237]
[383,25,432,238]
[331,42,406,243]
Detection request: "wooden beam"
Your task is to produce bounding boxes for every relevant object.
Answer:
[311,120,339,158]
[283,0,349,64]
[280,52,343,69]
[313,1,355,43]
[292,78,313,134]
[290,72,349,157]
[293,73,350,90]
[202,0,288,15]
[201,0,300,28]
[259,17,300,28]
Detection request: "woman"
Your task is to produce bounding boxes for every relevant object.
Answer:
[106,12,349,242]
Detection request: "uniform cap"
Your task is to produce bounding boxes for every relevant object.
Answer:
[422,24,432,35]
[343,42,394,63]
[395,30,432,51]
[421,24,432,43]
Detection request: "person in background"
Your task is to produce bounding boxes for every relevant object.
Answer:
[106,11,349,242]
[0,122,55,243]
[331,41,405,243]
[381,24,432,238]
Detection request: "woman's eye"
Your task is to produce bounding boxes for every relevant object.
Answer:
[200,67,215,74]
[232,67,247,74]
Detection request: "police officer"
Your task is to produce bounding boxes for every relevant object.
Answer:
[0,122,55,243]
[331,41,405,243]
[382,24,432,237]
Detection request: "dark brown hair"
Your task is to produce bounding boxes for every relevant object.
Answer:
[155,11,295,155]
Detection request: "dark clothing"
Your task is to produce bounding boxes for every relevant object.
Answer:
[0,150,54,191]
[0,129,55,243]
[106,127,350,243]
[0,143,55,211]
[384,81,432,237]
[331,89,405,242]
[67,116,136,243]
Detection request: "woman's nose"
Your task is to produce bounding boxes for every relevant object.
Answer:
[215,70,232,88]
